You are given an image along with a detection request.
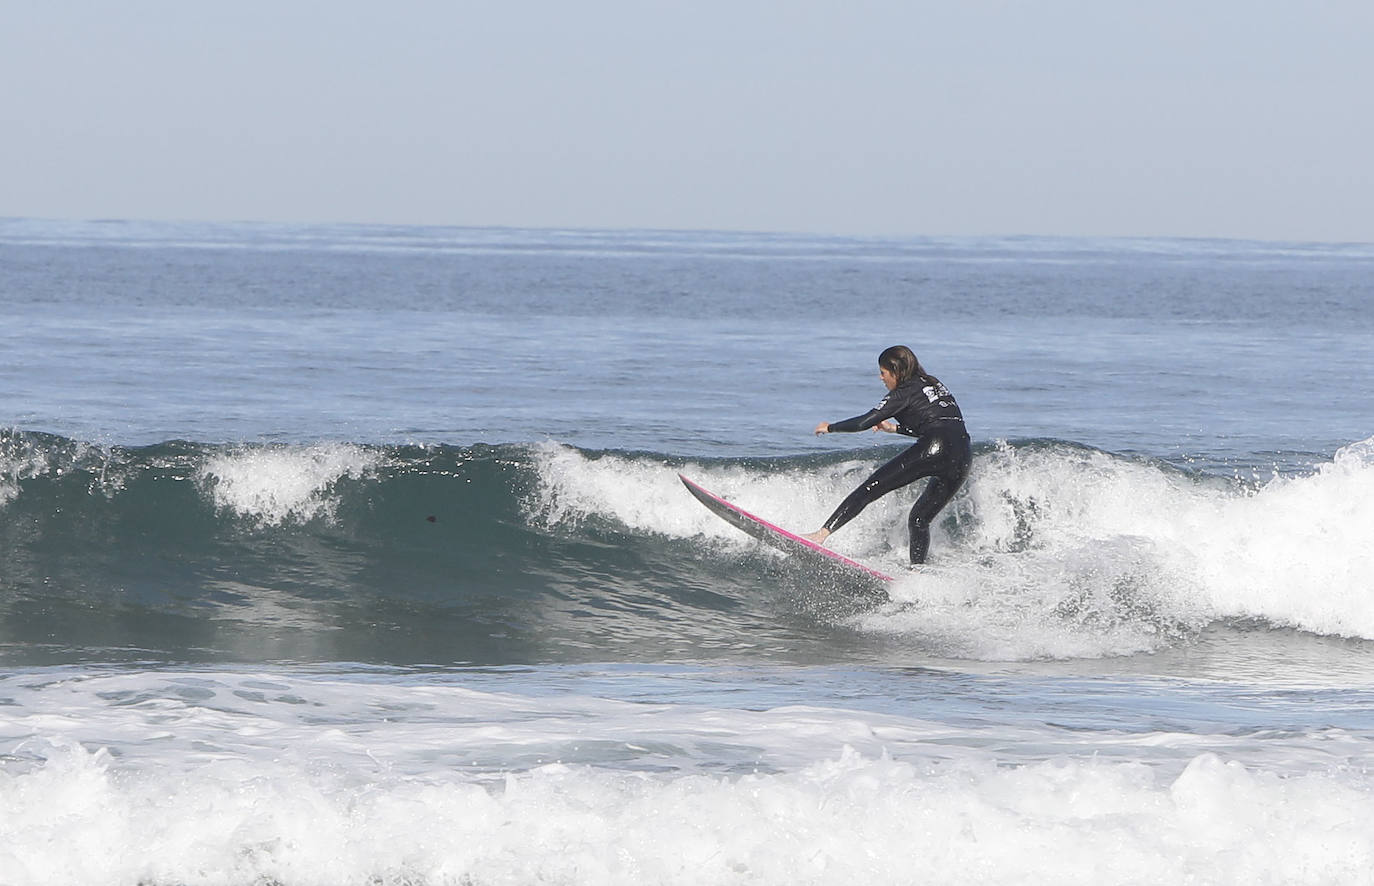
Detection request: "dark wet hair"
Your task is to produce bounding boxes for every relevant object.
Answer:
[878,345,938,386]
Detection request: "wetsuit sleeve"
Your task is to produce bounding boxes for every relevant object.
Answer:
[827,395,897,433]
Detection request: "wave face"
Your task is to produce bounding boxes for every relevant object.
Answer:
[4,429,1373,666]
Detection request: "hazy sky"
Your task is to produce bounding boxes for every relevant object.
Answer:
[4,1,1371,241]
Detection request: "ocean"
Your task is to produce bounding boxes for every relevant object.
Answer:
[2,218,1373,884]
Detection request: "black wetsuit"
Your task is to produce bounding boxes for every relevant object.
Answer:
[822,375,972,564]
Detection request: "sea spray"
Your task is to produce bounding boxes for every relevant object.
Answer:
[198,443,380,526]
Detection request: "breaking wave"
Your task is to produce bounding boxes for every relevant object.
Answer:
[3,429,1373,665]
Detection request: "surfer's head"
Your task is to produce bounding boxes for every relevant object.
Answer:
[878,345,923,387]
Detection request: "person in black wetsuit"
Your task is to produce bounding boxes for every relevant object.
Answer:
[804,345,972,565]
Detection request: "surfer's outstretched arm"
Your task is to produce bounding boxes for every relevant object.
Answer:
[816,420,895,436]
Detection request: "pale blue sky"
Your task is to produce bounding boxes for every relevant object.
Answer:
[4,1,1371,241]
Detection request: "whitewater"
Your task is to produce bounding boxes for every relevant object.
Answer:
[3,219,1374,885]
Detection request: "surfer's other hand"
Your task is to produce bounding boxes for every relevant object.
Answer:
[814,421,830,435]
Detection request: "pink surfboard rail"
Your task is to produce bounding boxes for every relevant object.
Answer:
[679,474,894,583]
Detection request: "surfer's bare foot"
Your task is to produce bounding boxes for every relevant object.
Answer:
[802,528,831,545]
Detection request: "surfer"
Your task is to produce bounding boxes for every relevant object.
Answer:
[804,345,972,564]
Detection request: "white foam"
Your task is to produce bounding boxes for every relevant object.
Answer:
[943,437,1374,643]
[1181,438,1374,636]
[198,443,379,526]
[4,668,1374,886]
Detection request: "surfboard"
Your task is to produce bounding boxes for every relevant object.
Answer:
[679,473,894,583]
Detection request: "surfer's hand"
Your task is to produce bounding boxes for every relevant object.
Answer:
[874,421,897,433]
[814,421,830,435]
